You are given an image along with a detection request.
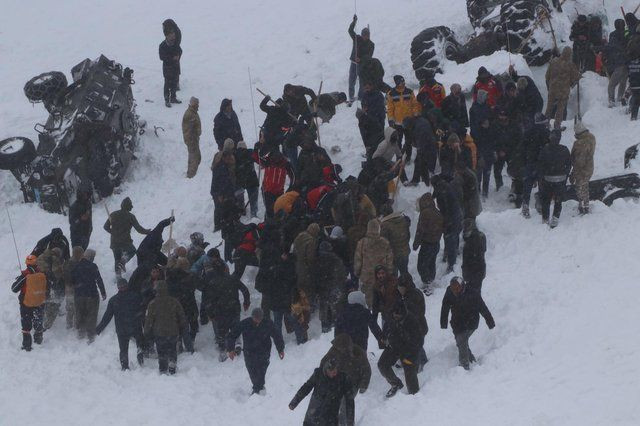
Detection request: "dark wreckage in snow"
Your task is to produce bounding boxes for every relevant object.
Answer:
[0,55,145,214]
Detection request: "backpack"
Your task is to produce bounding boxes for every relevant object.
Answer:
[23,273,47,307]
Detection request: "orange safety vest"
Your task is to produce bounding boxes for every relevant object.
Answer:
[23,273,47,307]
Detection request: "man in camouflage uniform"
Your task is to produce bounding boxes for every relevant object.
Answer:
[182,97,202,178]
[545,47,581,130]
[570,121,596,214]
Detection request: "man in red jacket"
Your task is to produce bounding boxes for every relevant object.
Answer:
[253,145,295,218]
[472,67,502,108]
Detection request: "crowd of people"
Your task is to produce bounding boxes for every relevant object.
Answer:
[9,10,635,425]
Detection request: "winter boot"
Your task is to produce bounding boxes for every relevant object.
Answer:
[137,352,144,366]
[422,281,433,296]
[218,351,228,362]
[495,176,503,191]
[165,100,172,108]
[549,216,558,229]
[235,345,242,356]
[170,97,182,104]
[33,332,43,345]
[608,100,615,108]
[22,333,32,351]
[385,383,404,398]
[168,361,176,375]
[521,203,530,219]
[121,361,130,371]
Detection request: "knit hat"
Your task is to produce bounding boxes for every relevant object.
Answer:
[516,77,528,90]
[574,120,588,135]
[251,308,264,321]
[330,226,344,239]
[117,278,129,290]
[393,75,405,86]
[347,290,367,307]
[361,27,370,36]
[223,138,235,153]
[318,241,333,254]
[189,96,199,106]
[477,66,490,77]
[236,141,247,149]
[83,249,96,261]
[323,357,338,374]
[207,248,220,258]
[374,264,387,274]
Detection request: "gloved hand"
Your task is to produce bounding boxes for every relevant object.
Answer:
[355,108,364,119]
[353,14,357,22]
[487,319,496,330]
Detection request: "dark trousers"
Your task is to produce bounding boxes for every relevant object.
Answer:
[262,191,279,219]
[246,186,259,217]
[117,332,144,370]
[417,242,440,284]
[271,309,306,345]
[443,228,460,269]
[21,304,44,335]
[75,296,99,340]
[539,180,566,221]
[410,149,430,185]
[348,62,360,100]
[155,336,178,374]
[454,329,475,369]
[339,386,358,426]
[522,165,538,205]
[213,197,222,231]
[112,244,136,275]
[477,157,494,196]
[493,157,506,189]
[631,88,640,120]
[394,255,409,277]
[214,312,240,351]
[245,353,270,392]
[378,347,419,394]
[163,75,178,102]
[70,230,91,251]
[284,145,299,171]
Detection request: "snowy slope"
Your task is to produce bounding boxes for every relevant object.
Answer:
[1,0,640,425]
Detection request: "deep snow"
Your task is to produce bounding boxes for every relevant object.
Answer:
[1,0,640,425]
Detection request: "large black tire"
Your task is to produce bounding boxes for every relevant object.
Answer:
[467,0,503,29]
[0,137,36,170]
[501,0,553,66]
[24,71,68,103]
[411,26,461,80]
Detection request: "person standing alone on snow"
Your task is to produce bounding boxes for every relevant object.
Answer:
[159,30,182,107]
[182,97,202,178]
[12,255,50,351]
[104,197,150,276]
[227,308,284,395]
[71,248,106,343]
[162,19,182,89]
[348,14,374,103]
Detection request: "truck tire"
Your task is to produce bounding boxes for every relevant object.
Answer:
[0,137,37,170]
[411,26,461,80]
[501,0,553,66]
[24,71,68,103]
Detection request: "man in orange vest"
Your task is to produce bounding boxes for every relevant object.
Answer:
[12,255,50,351]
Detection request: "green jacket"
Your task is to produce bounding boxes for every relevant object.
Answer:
[103,199,150,249]
[144,281,187,337]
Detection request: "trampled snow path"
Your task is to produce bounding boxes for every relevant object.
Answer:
[1,0,640,424]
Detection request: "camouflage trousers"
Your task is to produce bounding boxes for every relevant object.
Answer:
[545,89,568,129]
[186,143,201,178]
[574,178,590,205]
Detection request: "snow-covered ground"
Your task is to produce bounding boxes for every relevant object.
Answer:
[1,0,640,425]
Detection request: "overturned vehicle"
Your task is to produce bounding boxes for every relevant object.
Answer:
[410,0,557,80]
[0,55,142,213]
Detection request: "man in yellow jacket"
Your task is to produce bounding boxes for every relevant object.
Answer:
[386,75,420,161]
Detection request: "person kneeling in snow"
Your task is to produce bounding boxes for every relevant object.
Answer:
[440,277,494,370]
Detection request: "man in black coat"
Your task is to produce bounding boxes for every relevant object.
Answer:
[162,19,181,88]
[377,303,423,397]
[69,190,92,250]
[136,217,174,269]
[461,222,486,292]
[440,277,495,370]
[72,249,106,342]
[96,278,145,370]
[283,84,317,124]
[521,113,550,218]
[259,96,295,147]
[227,308,285,395]
[356,91,385,158]
[234,141,259,217]
[432,175,463,273]
[441,83,469,129]
[537,129,571,227]
[603,19,629,107]
[335,290,382,352]
[289,359,353,424]
[32,228,70,261]
[348,14,375,102]
[159,31,182,107]
[213,99,244,150]
[404,115,437,186]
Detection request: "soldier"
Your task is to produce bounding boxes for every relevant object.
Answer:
[413,193,444,293]
[570,121,596,215]
[182,97,202,178]
[69,190,93,250]
[103,197,151,276]
[354,219,394,307]
[545,47,580,130]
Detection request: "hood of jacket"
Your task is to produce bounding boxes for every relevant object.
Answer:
[121,197,133,211]
[220,98,232,113]
[331,333,354,355]
[418,193,436,211]
[307,222,320,237]
[366,219,380,236]
[383,127,397,144]
[347,290,367,307]
[561,46,572,61]
[155,280,169,297]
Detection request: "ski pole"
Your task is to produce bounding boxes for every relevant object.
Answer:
[256,88,298,121]
[5,207,22,272]
[248,67,259,141]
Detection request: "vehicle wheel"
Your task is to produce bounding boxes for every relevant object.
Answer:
[23,71,68,103]
[410,26,461,80]
[602,189,640,206]
[467,0,501,29]
[500,0,553,66]
[0,137,37,170]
